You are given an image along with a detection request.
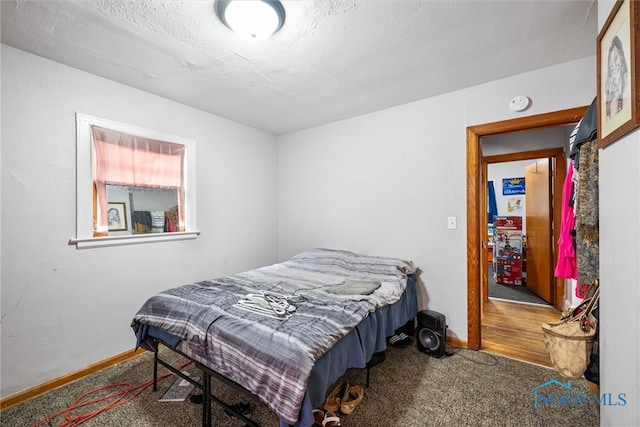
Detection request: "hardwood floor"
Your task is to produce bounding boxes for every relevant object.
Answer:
[481,298,560,367]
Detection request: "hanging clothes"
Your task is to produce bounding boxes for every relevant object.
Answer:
[487,180,498,224]
[575,138,600,285]
[569,97,600,287]
[554,164,577,279]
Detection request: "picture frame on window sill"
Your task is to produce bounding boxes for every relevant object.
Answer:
[107,202,128,232]
[597,0,640,148]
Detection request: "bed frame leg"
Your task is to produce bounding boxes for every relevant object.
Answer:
[366,366,371,388]
[153,340,159,391]
[202,370,212,427]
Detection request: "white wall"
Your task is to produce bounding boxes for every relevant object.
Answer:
[481,126,570,156]
[598,1,640,424]
[599,135,639,425]
[278,56,595,342]
[488,159,534,231]
[278,90,469,323]
[0,45,279,398]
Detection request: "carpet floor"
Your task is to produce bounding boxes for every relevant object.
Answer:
[2,344,599,427]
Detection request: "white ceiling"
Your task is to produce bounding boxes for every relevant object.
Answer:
[1,0,597,135]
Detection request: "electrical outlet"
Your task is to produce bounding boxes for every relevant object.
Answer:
[447,217,457,230]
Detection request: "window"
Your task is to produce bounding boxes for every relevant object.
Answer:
[71,114,198,249]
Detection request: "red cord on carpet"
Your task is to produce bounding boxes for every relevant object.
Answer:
[31,360,193,427]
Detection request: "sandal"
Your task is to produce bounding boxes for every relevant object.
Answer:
[340,384,364,414]
[388,332,412,348]
[223,402,251,418]
[324,380,348,413]
[312,408,324,427]
[322,411,341,427]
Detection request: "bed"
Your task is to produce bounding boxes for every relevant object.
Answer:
[131,248,419,427]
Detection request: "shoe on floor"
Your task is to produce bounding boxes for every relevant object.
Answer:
[312,408,325,427]
[324,380,348,413]
[388,332,412,348]
[340,384,364,415]
[322,411,341,426]
[223,402,251,418]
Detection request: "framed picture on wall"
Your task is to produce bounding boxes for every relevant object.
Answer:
[107,202,128,231]
[597,0,640,148]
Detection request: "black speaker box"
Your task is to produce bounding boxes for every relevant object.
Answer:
[416,310,447,358]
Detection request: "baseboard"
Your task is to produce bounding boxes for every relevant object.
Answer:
[0,347,146,412]
[564,298,573,311]
[447,336,467,348]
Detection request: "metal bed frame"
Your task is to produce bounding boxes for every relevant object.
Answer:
[150,337,379,427]
[152,337,262,427]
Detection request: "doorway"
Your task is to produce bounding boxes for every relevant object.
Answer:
[466,106,589,351]
[485,150,562,306]
[488,155,556,305]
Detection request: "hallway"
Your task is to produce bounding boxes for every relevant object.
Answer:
[481,298,559,367]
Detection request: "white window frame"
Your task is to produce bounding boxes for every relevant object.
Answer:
[70,113,199,249]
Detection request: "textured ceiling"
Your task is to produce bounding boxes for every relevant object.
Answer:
[1,0,597,135]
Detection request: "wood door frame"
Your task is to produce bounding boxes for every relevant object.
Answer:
[466,106,588,350]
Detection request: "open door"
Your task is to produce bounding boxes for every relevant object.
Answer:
[524,158,553,303]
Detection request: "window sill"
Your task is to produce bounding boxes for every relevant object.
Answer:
[69,231,201,249]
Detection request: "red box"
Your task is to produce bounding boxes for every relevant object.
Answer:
[493,216,523,286]
[494,216,522,230]
[496,259,523,285]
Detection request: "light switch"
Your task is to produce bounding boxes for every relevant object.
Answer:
[447,217,457,230]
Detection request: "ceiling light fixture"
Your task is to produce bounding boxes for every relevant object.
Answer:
[215,0,286,41]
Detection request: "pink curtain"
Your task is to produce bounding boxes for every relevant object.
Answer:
[91,126,185,236]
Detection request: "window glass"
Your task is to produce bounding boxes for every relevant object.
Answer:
[106,185,179,235]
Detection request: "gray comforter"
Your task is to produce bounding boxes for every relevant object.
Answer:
[131,248,416,424]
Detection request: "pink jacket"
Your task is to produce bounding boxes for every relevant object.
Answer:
[554,164,577,279]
